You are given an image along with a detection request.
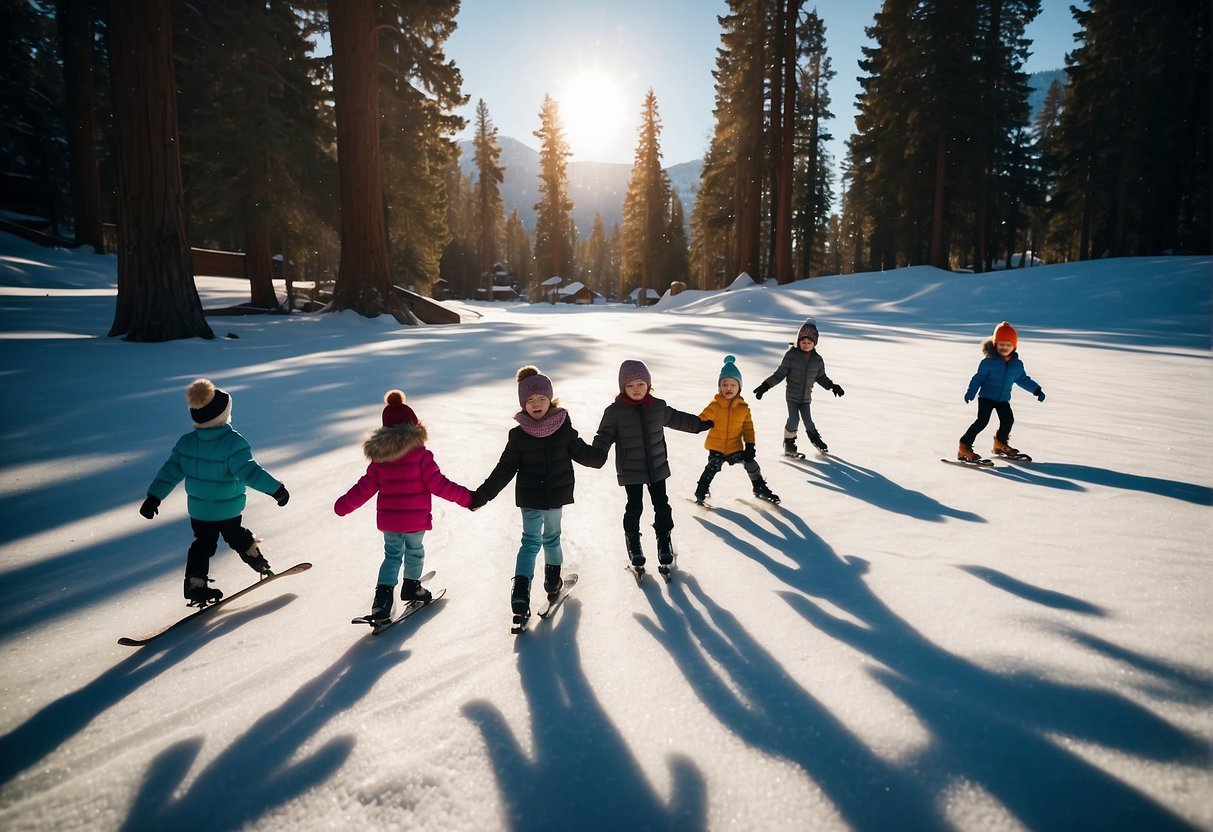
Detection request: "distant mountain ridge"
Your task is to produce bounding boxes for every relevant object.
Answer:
[461,70,1061,236]
[457,136,701,235]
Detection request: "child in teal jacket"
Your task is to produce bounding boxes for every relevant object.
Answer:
[140,379,289,605]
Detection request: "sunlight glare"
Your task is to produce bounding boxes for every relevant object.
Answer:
[555,68,629,162]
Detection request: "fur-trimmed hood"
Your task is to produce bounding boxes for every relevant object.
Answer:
[362,421,428,463]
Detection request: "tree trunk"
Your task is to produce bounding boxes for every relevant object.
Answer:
[328,0,413,322]
[58,0,105,253]
[245,149,279,308]
[107,0,213,341]
[774,0,799,284]
[929,134,948,268]
[734,0,765,280]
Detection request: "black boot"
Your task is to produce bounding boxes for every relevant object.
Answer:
[807,430,828,453]
[401,578,432,603]
[369,584,394,621]
[543,563,563,597]
[656,533,674,565]
[240,545,273,576]
[783,436,800,456]
[694,472,714,504]
[511,575,531,615]
[184,575,223,606]
[625,533,645,568]
[752,478,780,503]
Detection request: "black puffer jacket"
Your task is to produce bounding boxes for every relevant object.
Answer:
[756,347,835,403]
[593,395,703,486]
[475,416,606,509]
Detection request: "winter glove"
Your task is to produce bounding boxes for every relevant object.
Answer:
[752,385,766,400]
[964,392,975,404]
[470,490,487,510]
[743,443,756,461]
[698,419,714,433]
[139,495,160,519]
[272,484,290,506]
[832,385,845,397]
[1034,387,1046,402]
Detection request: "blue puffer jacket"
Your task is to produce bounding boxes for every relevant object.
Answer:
[965,341,1040,403]
[147,424,282,521]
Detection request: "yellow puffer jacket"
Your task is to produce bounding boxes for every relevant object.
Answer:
[699,393,755,455]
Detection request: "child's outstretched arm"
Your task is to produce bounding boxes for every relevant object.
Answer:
[664,405,713,434]
[569,427,608,469]
[592,408,618,453]
[418,450,474,508]
[334,467,381,516]
[753,352,793,399]
[472,442,521,508]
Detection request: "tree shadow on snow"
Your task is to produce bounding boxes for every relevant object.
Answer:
[676,504,1207,830]
[462,600,707,832]
[781,455,990,521]
[118,612,433,831]
[1009,462,1212,505]
[0,594,295,789]
[955,565,1108,616]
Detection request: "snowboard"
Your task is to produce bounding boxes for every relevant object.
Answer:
[118,562,313,647]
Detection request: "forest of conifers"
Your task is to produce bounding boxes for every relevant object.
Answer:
[2,0,1207,341]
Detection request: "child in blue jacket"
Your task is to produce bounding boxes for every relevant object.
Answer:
[140,379,289,605]
[957,322,1046,462]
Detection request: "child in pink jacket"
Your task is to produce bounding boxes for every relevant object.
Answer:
[334,390,473,622]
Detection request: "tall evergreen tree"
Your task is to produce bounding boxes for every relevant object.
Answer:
[504,208,533,290]
[621,90,674,305]
[532,95,574,284]
[472,99,505,283]
[107,0,213,341]
[56,0,104,252]
[792,8,834,278]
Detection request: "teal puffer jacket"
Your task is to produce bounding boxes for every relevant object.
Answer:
[147,424,282,521]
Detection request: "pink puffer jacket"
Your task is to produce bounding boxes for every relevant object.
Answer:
[334,422,471,532]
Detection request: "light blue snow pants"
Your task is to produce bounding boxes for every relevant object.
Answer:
[514,508,563,578]
[378,530,427,585]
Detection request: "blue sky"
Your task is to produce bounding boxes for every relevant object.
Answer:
[448,0,1079,169]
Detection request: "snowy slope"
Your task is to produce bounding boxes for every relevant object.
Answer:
[0,234,1210,832]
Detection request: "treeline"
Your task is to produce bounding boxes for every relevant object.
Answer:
[1,0,1206,340]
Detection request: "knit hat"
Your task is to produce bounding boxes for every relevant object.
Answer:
[992,321,1018,349]
[618,359,652,391]
[516,365,554,406]
[718,354,742,386]
[797,318,819,343]
[186,378,232,428]
[381,389,418,427]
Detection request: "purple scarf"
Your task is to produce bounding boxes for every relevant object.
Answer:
[516,406,568,438]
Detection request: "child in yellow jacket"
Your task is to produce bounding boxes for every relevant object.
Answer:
[694,355,779,505]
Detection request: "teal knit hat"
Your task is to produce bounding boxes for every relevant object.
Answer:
[718,354,742,386]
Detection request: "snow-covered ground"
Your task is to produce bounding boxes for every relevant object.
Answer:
[0,232,1209,831]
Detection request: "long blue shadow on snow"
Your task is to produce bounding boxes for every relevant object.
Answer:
[677,503,1207,831]
[119,607,438,832]
[463,600,706,832]
[781,454,992,520]
[1011,462,1212,505]
[956,565,1108,616]
[0,593,295,788]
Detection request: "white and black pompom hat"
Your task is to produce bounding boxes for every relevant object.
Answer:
[186,378,232,428]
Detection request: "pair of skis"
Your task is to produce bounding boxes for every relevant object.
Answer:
[942,452,1033,468]
[511,572,579,634]
[350,570,446,635]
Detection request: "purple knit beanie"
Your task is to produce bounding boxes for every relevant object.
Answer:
[618,359,652,392]
[517,365,554,405]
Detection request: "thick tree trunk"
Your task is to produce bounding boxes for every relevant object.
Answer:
[107,0,213,341]
[734,0,765,280]
[245,150,279,309]
[773,0,799,284]
[58,0,105,253]
[328,0,413,322]
[929,134,948,268]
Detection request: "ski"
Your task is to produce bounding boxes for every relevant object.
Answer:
[351,570,436,627]
[782,451,807,460]
[511,610,532,635]
[367,588,445,635]
[940,457,995,468]
[118,562,313,647]
[994,452,1033,462]
[625,563,646,585]
[537,572,579,619]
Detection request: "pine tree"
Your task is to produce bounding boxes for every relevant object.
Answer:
[472,99,505,283]
[532,95,574,284]
[792,9,834,278]
[621,90,674,306]
[107,0,213,341]
[56,0,105,253]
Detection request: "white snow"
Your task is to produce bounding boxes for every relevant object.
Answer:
[0,232,1209,831]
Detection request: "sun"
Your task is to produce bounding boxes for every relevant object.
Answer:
[555,68,630,162]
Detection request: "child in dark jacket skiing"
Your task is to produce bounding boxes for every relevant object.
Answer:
[139,378,290,606]
[957,321,1045,462]
[334,390,473,622]
[695,355,779,505]
[593,359,713,571]
[471,366,607,617]
[753,317,844,455]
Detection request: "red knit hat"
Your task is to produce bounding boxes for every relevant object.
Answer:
[992,321,1018,348]
[381,389,418,427]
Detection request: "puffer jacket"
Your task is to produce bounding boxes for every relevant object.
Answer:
[475,413,607,509]
[699,393,755,456]
[756,347,836,403]
[147,423,281,522]
[334,422,471,532]
[965,341,1040,403]
[593,394,703,485]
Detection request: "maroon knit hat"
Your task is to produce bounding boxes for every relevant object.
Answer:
[516,365,554,406]
[381,389,418,427]
[618,359,652,391]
